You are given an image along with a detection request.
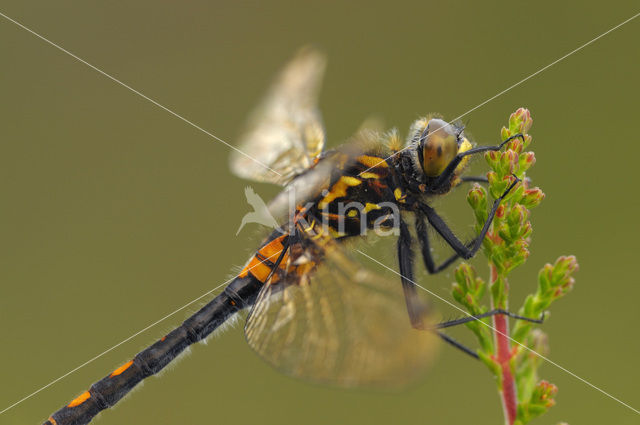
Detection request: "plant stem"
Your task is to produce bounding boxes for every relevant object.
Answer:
[455,109,576,424]
[491,265,517,425]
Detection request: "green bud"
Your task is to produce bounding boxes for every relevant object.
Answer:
[551,255,579,282]
[519,151,536,173]
[507,137,524,154]
[467,184,488,225]
[514,221,532,241]
[538,264,553,294]
[485,150,501,170]
[521,187,545,209]
[489,174,515,200]
[521,293,535,316]
[453,263,486,313]
[523,134,532,151]
[504,246,529,274]
[515,239,531,258]
[454,263,474,291]
[501,126,510,142]
[487,170,499,186]
[508,204,528,227]
[482,236,496,258]
[517,380,558,423]
[501,150,520,175]
[510,107,533,135]
[532,380,558,408]
[452,282,464,300]
[497,223,511,244]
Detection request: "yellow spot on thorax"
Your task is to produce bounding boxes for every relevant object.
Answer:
[359,172,380,179]
[358,155,388,169]
[318,176,362,208]
[110,360,134,377]
[341,176,362,185]
[394,188,406,203]
[364,203,381,212]
[68,391,91,407]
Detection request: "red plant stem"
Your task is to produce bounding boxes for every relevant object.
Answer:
[491,265,518,425]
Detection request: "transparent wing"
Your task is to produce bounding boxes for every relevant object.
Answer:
[230,47,327,185]
[244,234,439,389]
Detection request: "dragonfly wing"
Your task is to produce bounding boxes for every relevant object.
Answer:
[230,47,327,185]
[244,234,439,389]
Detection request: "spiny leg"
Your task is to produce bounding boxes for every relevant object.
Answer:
[403,204,519,333]
[399,279,479,360]
[429,133,523,192]
[437,332,479,359]
[420,176,519,260]
[398,275,481,359]
[460,175,489,184]
[435,310,544,359]
[433,308,545,360]
[421,171,491,267]
[462,175,533,188]
[397,217,430,329]
[415,213,465,274]
[436,310,544,329]
[410,178,529,359]
[396,244,542,360]
[418,172,491,269]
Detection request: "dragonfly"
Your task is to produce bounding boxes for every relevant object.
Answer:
[44,48,539,425]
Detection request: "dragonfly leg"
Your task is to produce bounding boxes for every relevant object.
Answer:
[436,310,545,329]
[434,311,544,359]
[434,310,544,359]
[397,217,431,329]
[420,176,519,260]
[415,213,466,274]
[437,331,479,359]
[414,174,491,274]
[459,175,489,184]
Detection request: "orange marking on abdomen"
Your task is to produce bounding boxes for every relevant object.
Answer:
[239,235,292,283]
[242,256,279,283]
[67,391,91,407]
[258,235,286,258]
[110,360,134,377]
[160,336,166,341]
[48,417,58,425]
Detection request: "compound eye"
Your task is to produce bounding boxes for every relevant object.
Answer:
[422,119,458,177]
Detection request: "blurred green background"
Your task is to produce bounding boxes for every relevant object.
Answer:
[1,1,639,424]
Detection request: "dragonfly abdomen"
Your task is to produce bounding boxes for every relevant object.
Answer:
[44,275,261,425]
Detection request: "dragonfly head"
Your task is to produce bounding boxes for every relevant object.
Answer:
[410,118,472,178]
